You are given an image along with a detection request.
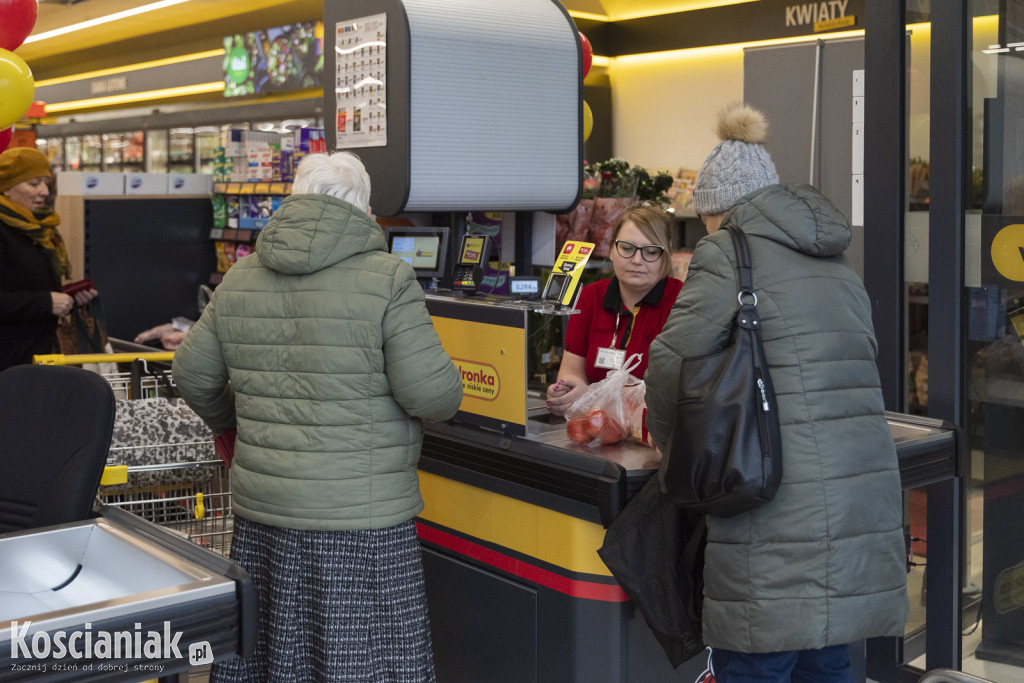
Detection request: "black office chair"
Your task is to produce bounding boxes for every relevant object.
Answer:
[0,364,115,533]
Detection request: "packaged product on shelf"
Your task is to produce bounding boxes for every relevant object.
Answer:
[253,196,274,229]
[211,194,227,229]
[278,148,295,182]
[213,146,230,183]
[295,127,326,154]
[272,148,282,182]
[239,196,256,229]
[292,151,307,175]
[223,129,246,157]
[235,243,253,260]
[247,147,275,181]
[214,241,232,273]
[230,157,248,182]
[257,196,273,218]
[223,241,237,269]
[226,195,240,228]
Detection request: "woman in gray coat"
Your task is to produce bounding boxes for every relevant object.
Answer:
[645,105,908,682]
[173,151,463,682]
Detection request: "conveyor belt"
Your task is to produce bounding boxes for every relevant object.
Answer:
[421,411,957,526]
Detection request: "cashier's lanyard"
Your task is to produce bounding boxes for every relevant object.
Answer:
[595,311,628,370]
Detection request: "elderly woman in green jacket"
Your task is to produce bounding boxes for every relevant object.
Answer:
[645,105,908,682]
[173,151,463,682]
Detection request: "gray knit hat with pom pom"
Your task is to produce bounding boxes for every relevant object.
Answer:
[691,103,779,215]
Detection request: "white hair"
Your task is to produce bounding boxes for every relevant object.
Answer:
[291,151,371,211]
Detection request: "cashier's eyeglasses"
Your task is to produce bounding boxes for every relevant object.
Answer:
[614,240,665,262]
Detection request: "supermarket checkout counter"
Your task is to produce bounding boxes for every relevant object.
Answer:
[417,295,959,682]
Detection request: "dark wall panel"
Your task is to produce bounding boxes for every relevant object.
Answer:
[744,37,865,276]
[84,198,215,340]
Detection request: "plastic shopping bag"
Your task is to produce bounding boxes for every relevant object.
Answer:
[623,379,656,447]
[565,353,646,447]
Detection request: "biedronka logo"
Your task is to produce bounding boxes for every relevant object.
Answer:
[7,620,213,677]
[456,360,500,401]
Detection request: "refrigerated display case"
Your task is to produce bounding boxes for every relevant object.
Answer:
[103,131,145,173]
[65,136,82,171]
[80,134,102,172]
[36,137,66,171]
[169,128,195,173]
[196,126,221,174]
[148,129,169,173]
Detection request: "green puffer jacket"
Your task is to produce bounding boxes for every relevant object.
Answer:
[172,194,463,531]
[646,184,908,652]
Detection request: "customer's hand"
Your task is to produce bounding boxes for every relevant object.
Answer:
[50,292,74,317]
[71,287,98,307]
[546,378,586,416]
[159,330,187,350]
[135,323,176,345]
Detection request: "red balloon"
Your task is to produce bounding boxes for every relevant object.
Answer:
[0,126,12,154]
[579,32,593,78]
[0,0,38,52]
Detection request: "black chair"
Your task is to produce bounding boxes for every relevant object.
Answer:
[0,364,115,533]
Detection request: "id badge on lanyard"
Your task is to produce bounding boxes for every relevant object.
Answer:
[595,346,626,369]
[594,311,627,369]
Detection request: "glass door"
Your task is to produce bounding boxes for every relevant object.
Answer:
[80,134,102,172]
[962,0,1024,679]
[66,136,82,171]
[894,1,1024,679]
[36,137,65,172]
[122,131,145,172]
[168,127,195,173]
[195,126,221,174]
[148,130,168,173]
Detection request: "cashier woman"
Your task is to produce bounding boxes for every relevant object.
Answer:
[546,203,683,415]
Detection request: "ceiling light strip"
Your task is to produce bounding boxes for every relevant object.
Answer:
[35,50,224,88]
[613,28,866,62]
[25,0,194,44]
[566,11,609,22]
[45,82,225,113]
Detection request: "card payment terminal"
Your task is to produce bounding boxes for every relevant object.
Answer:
[451,234,491,293]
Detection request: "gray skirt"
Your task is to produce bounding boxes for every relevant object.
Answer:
[211,517,435,683]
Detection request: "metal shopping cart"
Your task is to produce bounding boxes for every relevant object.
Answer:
[34,351,234,556]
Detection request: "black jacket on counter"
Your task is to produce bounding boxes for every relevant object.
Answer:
[0,224,60,371]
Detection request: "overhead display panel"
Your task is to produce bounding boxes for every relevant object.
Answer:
[324,0,583,216]
[223,21,324,97]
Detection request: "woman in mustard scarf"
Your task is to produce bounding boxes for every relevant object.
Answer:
[0,147,96,371]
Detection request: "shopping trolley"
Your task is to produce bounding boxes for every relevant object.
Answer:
[34,351,234,556]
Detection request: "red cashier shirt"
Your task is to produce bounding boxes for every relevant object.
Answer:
[564,276,684,384]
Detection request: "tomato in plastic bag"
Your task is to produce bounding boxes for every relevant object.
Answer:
[567,418,591,443]
[585,408,623,444]
[564,353,644,447]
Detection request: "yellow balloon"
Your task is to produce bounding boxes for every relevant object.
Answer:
[0,48,34,129]
[583,100,593,142]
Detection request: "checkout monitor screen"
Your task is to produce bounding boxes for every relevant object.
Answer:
[385,226,450,280]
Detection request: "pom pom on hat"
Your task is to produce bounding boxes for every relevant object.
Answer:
[716,104,769,145]
[0,147,53,194]
[691,103,779,216]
